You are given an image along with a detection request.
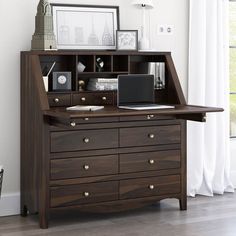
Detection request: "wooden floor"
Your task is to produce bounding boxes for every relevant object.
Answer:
[0,194,236,236]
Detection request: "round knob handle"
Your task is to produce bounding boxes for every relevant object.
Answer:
[70,122,76,127]
[54,98,60,103]
[149,185,155,190]
[102,96,107,101]
[83,164,90,170]
[84,118,89,121]
[148,134,155,139]
[83,192,90,197]
[147,115,154,120]
[81,97,86,102]
[149,159,155,165]
[83,138,90,143]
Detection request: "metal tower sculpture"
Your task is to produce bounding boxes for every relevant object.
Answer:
[31,0,57,50]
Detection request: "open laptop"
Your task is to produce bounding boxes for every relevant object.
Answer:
[117,74,174,110]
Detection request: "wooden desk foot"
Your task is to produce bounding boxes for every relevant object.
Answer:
[179,198,187,211]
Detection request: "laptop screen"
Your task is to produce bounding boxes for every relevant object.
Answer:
[118,75,155,106]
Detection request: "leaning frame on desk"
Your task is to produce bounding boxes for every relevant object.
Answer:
[21,51,222,229]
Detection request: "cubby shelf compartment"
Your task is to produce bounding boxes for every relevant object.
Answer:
[77,55,94,72]
[40,55,77,92]
[113,55,129,72]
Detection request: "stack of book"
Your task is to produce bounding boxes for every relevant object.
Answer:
[87,78,118,91]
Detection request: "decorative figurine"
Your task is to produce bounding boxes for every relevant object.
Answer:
[78,80,85,92]
[31,0,57,50]
[96,57,105,72]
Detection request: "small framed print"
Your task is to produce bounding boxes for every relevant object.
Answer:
[52,72,72,91]
[116,30,138,51]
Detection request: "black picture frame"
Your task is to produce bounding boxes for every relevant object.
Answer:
[51,4,120,50]
[116,30,138,51]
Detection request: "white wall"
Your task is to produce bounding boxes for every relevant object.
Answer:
[0,0,188,216]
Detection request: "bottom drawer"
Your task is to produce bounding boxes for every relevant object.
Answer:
[51,181,118,207]
[120,175,180,200]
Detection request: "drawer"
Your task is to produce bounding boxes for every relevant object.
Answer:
[120,150,181,174]
[51,129,118,153]
[72,92,113,105]
[120,175,180,200]
[119,125,181,147]
[51,181,119,207]
[51,155,118,180]
[48,94,71,107]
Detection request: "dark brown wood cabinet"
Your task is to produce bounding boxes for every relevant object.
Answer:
[21,50,222,229]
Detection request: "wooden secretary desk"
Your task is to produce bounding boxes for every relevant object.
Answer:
[21,51,222,229]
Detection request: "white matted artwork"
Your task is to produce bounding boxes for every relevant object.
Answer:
[51,4,120,50]
[116,30,138,51]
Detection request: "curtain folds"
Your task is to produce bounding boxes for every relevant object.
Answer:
[188,0,234,196]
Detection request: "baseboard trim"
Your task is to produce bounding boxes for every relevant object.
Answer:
[0,192,20,216]
[231,171,236,189]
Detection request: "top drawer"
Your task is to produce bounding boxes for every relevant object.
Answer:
[48,94,71,107]
[72,92,113,105]
[51,129,118,153]
[120,125,181,147]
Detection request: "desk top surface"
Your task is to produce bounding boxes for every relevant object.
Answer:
[43,105,223,119]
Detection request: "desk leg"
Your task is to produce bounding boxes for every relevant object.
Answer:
[179,197,187,210]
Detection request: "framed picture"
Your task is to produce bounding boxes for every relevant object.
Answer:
[51,4,120,50]
[116,30,138,51]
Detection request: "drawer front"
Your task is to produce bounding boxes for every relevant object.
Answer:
[119,125,181,147]
[72,92,113,105]
[51,181,118,207]
[51,129,118,153]
[120,175,180,200]
[51,155,118,180]
[74,117,119,124]
[120,150,181,174]
[48,94,71,107]
[120,115,173,122]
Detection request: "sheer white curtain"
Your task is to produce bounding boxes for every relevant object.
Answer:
[188,0,234,196]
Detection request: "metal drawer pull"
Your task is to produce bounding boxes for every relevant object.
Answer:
[83,138,90,143]
[84,118,89,121]
[70,122,76,127]
[148,134,155,139]
[149,159,155,165]
[149,185,155,190]
[81,97,86,102]
[83,192,90,197]
[102,96,107,101]
[83,164,90,170]
[147,115,154,120]
[54,98,60,103]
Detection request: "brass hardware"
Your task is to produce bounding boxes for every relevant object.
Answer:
[81,97,86,102]
[149,159,155,165]
[83,164,90,170]
[147,115,154,120]
[102,96,107,101]
[84,118,89,121]
[70,122,76,127]
[149,185,155,190]
[83,192,90,197]
[54,98,60,103]
[148,134,155,139]
[83,138,90,143]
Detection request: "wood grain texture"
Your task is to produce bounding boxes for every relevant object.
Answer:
[120,175,181,200]
[119,125,181,147]
[50,181,119,207]
[120,150,181,173]
[51,155,119,180]
[50,129,119,152]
